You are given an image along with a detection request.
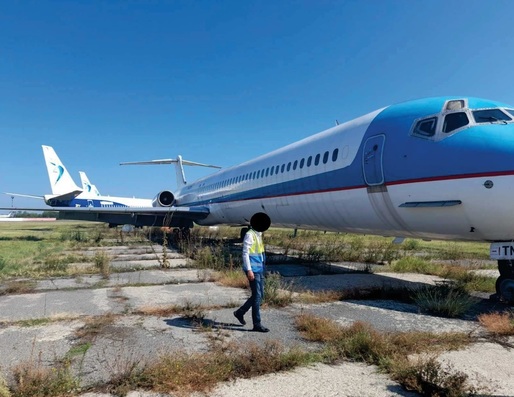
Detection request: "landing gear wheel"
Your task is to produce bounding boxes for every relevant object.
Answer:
[499,278,514,304]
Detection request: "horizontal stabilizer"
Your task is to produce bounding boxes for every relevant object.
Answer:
[120,155,221,190]
[44,190,84,202]
[120,158,221,169]
[4,192,44,200]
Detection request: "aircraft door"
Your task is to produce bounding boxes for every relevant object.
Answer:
[362,134,385,186]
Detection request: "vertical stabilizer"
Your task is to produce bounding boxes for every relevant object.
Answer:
[42,145,82,195]
[79,171,101,196]
[175,155,187,188]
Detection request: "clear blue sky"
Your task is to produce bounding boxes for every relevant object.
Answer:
[2,0,514,209]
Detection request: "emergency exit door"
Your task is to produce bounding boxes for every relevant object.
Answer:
[362,134,385,186]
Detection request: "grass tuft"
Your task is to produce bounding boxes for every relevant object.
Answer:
[393,357,476,397]
[478,311,514,336]
[295,313,343,342]
[263,272,294,307]
[93,251,111,279]
[412,281,477,318]
[10,359,79,397]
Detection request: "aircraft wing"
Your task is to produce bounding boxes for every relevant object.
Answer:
[0,205,210,228]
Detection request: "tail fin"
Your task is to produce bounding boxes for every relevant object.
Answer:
[79,171,101,196]
[42,145,82,195]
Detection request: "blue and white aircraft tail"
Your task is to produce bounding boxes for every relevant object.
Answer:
[79,171,101,197]
[42,145,83,201]
[7,96,514,301]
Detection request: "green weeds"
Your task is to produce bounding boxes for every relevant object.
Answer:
[412,282,478,318]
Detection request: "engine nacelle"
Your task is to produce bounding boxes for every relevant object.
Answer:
[152,191,175,207]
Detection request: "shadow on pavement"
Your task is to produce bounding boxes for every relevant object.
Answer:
[164,317,252,332]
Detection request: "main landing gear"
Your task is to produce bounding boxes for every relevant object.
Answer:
[172,227,191,243]
[493,260,514,304]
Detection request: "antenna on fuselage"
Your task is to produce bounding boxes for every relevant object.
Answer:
[335,120,340,126]
[120,156,222,189]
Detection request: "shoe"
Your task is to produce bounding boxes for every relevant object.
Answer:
[253,325,270,333]
[233,311,246,325]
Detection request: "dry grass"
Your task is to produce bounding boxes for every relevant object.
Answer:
[106,340,316,396]
[392,356,476,397]
[296,289,344,304]
[478,312,514,336]
[10,359,78,397]
[1,280,37,295]
[213,269,248,289]
[294,313,474,396]
[93,251,111,279]
[295,312,343,342]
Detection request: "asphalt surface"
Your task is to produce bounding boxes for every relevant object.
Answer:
[0,244,513,396]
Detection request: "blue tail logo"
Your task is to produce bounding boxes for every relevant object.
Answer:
[50,162,64,184]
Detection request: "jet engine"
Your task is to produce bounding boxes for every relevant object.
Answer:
[152,191,175,207]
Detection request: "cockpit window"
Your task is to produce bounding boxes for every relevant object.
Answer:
[413,117,437,137]
[443,112,469,133]
[445,100,465,111]
[414,117,437,137]
[506,109,514,118]
[473,109,512,124]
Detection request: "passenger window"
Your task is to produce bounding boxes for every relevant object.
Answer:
[270,167,274,176]
[323,151,329,164]
[332,148,339,162]
[299,158,305,168]
[307,156,312,167]
[315,154,320,166]
[413,117,437,137]
[265,168,269,177]
[287,162,291,172]
[281,164,285,173]
[293,160,298,170]
[473,109,511,123]
[443,112,469,133]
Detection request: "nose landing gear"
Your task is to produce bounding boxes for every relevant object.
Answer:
[492,260,514,304]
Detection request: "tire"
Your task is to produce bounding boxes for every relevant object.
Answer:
[496,276,514,304]
[496,275,507,295]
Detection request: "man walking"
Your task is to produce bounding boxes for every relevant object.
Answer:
[234,212,271,332]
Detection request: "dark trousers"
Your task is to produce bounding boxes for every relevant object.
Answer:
[236,272,264,326]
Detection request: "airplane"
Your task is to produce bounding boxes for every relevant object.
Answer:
[79,171,101,197]
[6,145,153,211]
[5,96,514,302]
[5,145,222,227]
